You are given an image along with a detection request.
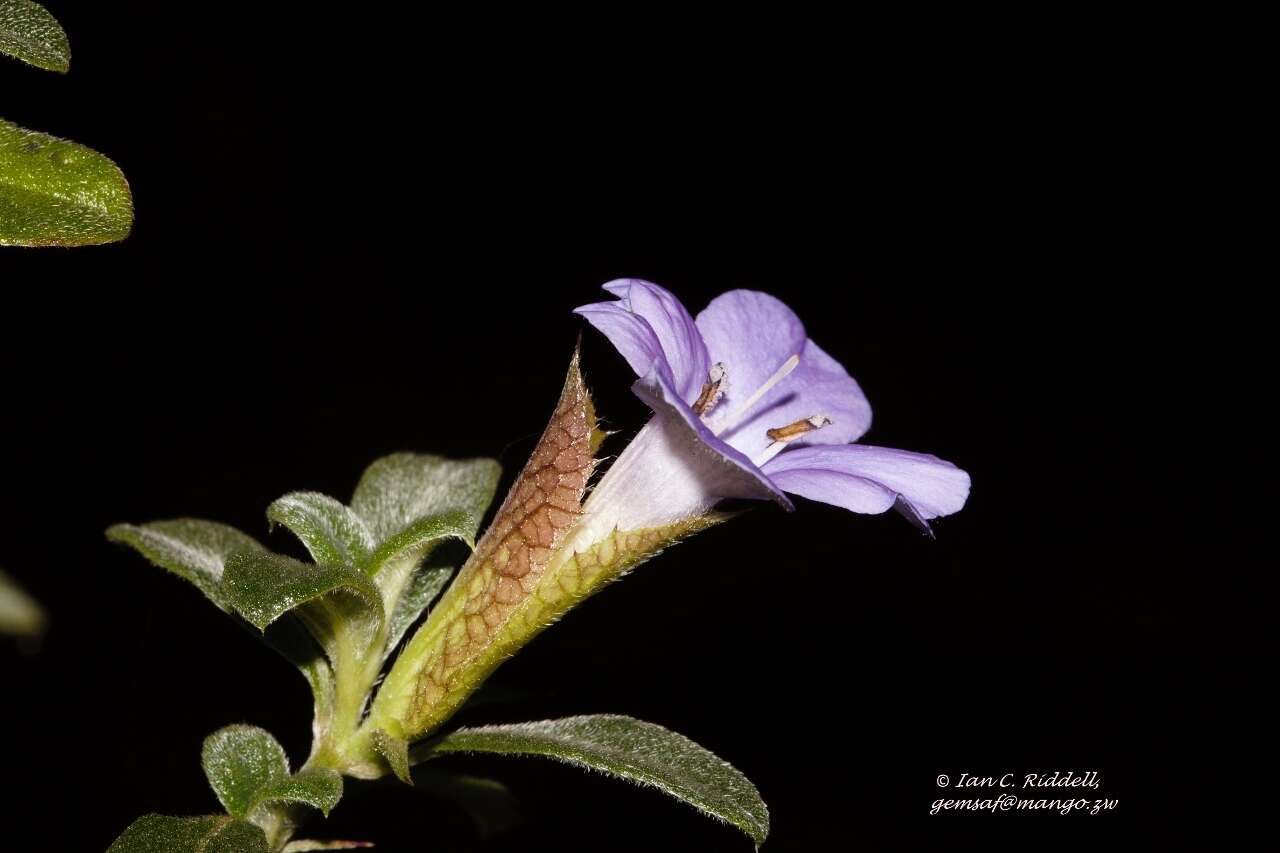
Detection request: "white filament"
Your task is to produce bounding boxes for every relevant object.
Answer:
[713,354,800,436]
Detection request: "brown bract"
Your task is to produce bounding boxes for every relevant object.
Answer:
[400,349,601,729]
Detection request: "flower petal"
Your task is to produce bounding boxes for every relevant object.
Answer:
[695,290,807,428]
[573,300,675,389]
[762,444,970,534]
[631,366,793,510]
[600,279,710,403]
[717,338,874,461]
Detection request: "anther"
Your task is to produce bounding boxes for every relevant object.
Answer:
[752,415,832,467]
[766,415,833,442]
[714,354,801,436]
[692,363,727,416]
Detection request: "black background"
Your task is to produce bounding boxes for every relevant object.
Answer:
[1,5,1256,852]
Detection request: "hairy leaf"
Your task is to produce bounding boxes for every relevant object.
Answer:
[0,0,69,72]
[221,552,382,633]
[202,725,342,823]
[424,715,769,845]
[107,519,263,611]
[0,119,132,246]
[366,509,475,578]
[267,492,373,568]
[252,767,343,818]
[350,453,500,548]
[202,726,290,819]
[107,814,268,853]
[384,564,452,657]
[0,569,43,635]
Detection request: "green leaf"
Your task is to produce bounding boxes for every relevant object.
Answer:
[202,725,289,819]
[252,767,343,818]
[367,509,476,576]
[0,118,132,246]
[384,564,452,656]
[202,725,342,824]
[0,569,43,635]
[371,728,412,785]
[267,492,373,568]
[107,814,268,853]
[107,519,264,611]
[350,453,500,548]
[424,715,769,846]
[0,0,69,72]
[221,552,383,633]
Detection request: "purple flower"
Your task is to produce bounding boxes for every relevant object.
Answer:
[574,279,969,537]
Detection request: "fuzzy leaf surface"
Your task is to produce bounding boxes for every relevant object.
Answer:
[0,0,69,71]
[221,552,382,633]
[0,119,132,246]
[350,453,500,550]
[266,492,373,568]
[251,767,343,818]
[107,814,268,853]
[106,519,263,611]
[202,725,290,819]
[425,715,768,845]
[383,564,451,656]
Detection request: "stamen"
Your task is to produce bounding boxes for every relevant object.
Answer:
[766,415,833,442]
[713,354,801,436]
[692,362,728,416]
[752,441,787,468]
[753,415,832,467]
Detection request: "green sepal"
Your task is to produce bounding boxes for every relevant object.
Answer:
[1,119,132,246]
[371,728,412,785]
[107,814,268,853]
[0,0,70,72]
[106,519,263,612]
[422,715,769,846]
[266,492,373,569]
[221,552,383,634]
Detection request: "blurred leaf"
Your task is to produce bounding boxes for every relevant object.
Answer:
[412,767,523,839]
[106,519,263,612]
[252,767,343,818]
[0,119,132,246]
[424,715,769,846]
[350,453,500,548]
[202,725,290,819]
[107,814,268,853]
[221,552,383,633]
[371,728,412,784]
[267,492,373,568]
[282,842,372,851]
[0,0,69,72]
[0,569,43,635]
[384,564,451,657]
